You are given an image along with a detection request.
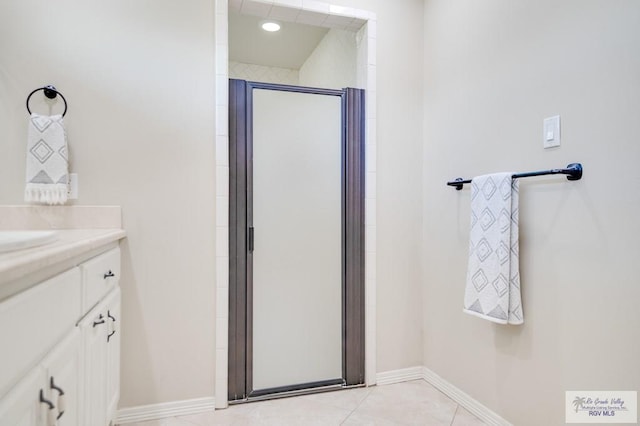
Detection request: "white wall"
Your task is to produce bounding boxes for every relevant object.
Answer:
[229,61,299,85]
[229,28,357,89]
[299,29,357,89]
[422,1,640,424]
[0,0,216,407]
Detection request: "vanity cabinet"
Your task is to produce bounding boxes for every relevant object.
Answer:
[0,245,121,426]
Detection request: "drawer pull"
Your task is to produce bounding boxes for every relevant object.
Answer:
[50,377,66,420]
[104,270,115,279]
[107,310,116,342]
[93,313,105,327]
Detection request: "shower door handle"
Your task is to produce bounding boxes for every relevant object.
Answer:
[248,227,254,253]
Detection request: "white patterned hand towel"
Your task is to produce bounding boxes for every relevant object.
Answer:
[25,113,69,205]
[463,173,523,324]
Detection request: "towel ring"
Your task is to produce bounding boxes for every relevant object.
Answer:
[26,85,68,117]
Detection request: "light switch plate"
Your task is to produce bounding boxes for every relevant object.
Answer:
[543,115,560,148]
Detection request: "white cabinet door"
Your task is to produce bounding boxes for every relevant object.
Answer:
[0,368,46,426]
[105,288,121,424]
[79,287,120,426]
[42,330,81,426]
[79,302,108,426]
[0,330,82,426]
[0,267,81,398]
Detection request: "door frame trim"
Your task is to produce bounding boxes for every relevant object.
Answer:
[214,2,378,409]
[228,80,365,401]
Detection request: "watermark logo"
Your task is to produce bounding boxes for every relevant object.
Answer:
[566,391,637,423]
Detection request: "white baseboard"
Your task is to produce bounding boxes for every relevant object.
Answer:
[375,366,424,385]
[116,368,510,425]
[422,367,512,426]
[115,397,216,424]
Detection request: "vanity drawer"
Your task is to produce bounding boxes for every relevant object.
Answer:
[81,247,120,312]
[0,267,81,397]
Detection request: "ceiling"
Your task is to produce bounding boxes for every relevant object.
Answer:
[229,11,329,70]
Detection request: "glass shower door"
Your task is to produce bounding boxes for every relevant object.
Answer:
[251,88,343,392]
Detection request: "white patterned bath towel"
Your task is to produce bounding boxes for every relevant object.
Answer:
[463,172,523,325]
[25,113,69,205]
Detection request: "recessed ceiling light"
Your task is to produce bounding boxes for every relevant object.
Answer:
[261,21,281,32]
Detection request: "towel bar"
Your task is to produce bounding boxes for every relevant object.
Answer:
[26,85,68,117]
[447,163,583,190]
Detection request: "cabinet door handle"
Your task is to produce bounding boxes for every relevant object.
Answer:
[93,313,105,327]
[50,377,65,420]
[39,389,54,409]
[107,310,116,342]
[40,389,57,425]
[104,270,115,279]
[57,394,66,420]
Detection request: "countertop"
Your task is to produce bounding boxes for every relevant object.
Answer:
[0,228,126,294]
[0,206,126,300]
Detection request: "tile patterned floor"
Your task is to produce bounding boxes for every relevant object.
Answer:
[120,380,486,426]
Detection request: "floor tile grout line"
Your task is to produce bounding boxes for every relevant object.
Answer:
[339,386,374,425]
[338,385,417,426]
[450,403,461,426]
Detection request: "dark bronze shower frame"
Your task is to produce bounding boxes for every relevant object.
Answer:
[228,80,365,402]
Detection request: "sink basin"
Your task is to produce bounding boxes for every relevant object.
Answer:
[0,231,59,253]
